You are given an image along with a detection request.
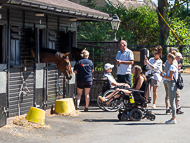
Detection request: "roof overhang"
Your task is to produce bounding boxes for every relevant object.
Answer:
[0,0,113,22]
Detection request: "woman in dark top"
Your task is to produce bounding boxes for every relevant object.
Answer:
[74,49,94,112]
[98,65,147,104]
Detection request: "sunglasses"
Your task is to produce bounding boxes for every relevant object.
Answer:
[153,52,159,55]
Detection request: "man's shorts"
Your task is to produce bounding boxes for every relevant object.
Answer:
[150,79,160,86]
[77,81,93,89]
[164,82,180,100]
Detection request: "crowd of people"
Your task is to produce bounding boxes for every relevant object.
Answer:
[74,40,184,124]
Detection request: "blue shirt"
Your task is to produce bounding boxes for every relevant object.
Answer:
[74,58,94,82]
[115,48,134,75]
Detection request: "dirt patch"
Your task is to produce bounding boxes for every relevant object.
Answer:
[13,115,51,129]
[47,110,81,117]
[183,68,190,74]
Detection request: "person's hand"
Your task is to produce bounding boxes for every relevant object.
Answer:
[179,69,183,73]
[144,58,148,65]
[160,72,166,77]
[124,83,130,88]
[115,59,121,65]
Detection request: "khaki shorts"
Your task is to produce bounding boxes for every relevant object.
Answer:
[150,79,160,86]
[164,82,180,100]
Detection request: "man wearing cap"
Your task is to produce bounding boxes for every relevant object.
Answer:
[104,63,130,88]
[115,40,134,86]
[175,52,184,114]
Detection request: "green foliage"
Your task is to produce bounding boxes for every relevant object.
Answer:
[169,17,190,65]
[77,5,159,45]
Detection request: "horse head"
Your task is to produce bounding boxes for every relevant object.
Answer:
[57,52,72,80]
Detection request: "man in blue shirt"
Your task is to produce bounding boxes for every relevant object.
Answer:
[115,40,134,86]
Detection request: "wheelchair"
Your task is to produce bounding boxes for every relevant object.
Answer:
[116,74,155,121]
[96,77,123,112]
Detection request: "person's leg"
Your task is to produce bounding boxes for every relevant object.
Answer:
[84,88,91,108]
[175,89,184,114]
[123,74,131,87]
[175,88,180,108]
[77,88,83,107]
[153,85,158,105]
[168,81,177,119]
[117,75,123,83]
[164,83,170,109]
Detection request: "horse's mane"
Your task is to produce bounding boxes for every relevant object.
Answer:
[40,48,64,58]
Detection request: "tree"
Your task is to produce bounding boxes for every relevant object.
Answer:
[158,0,190,45]
[78,5,160,45]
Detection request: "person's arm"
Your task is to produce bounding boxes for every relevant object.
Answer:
[115,60,134,65]
[162,70,174,81]
[111,82,130,88]
[134,76,144,90]
[91,69,94,73]
[73,70,77,74]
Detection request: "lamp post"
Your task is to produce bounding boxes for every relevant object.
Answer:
[111,14,121,41]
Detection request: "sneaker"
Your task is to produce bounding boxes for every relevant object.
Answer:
[98,96,107,103]
[166,109,171,114]
[176,108,184,114]
[84,107,88,112]
[76,105,80,110]
[152,104,156,109]
[165,118,177,124]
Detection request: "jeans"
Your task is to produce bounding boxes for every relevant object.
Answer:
[117,74,131,86]
[167,80,177,118]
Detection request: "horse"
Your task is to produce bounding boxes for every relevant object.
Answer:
[39,48,72,80]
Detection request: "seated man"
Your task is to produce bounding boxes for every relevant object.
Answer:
[99,65,147,105]
[103,63,130,88]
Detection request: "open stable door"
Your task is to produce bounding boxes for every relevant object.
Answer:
[0,64,7,127]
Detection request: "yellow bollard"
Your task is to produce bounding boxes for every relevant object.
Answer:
[64,98,75,111]
[55,98,75,114]
[25,107,46,125]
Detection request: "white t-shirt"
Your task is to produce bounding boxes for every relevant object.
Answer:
[115,48,134,75]
[104,72,116,88]
[145,58,163,82]
[167,64,178,81]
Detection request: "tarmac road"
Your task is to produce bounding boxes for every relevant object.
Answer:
[0,74,189,143]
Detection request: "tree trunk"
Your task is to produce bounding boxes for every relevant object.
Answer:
[158,0,170,46]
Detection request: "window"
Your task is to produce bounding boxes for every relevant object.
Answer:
[10,26,21,66]
[49,30,56,50]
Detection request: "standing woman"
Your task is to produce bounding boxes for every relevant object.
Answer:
[144,46,163,108]
[161,51,178,124]
[74,49,94,112]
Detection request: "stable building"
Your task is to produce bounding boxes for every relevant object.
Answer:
[0,0,112,127]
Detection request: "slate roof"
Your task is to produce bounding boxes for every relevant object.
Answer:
[0,0,112,21]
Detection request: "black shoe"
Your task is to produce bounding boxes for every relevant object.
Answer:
[176,108,184,114]
[166,109,171,114]
[84,107,88,112]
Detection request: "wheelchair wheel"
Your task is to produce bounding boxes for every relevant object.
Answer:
[103,89,122,112]
[97,92,105,111]
[129,108,143,121]
[149,114,156,121]
[121,114,129,121]
[118,113,122,120]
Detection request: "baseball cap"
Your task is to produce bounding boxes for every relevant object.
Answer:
[104,63,114,70]
[176,52,182,59]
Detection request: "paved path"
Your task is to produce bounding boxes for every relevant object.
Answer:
[0,74,189,143]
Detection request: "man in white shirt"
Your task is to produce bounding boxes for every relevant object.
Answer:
[104,63,130,89]
[115,40,134,86]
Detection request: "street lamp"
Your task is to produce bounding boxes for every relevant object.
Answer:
[111,14,121,41]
